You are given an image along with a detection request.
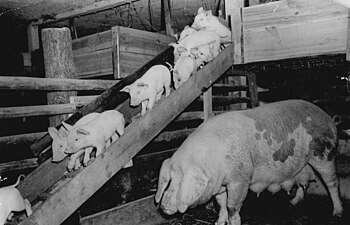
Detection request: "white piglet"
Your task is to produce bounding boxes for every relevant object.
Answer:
[48,112,100,163]
[173,55,202,89]
[191,7,231,44]
[0,175,32,225]
[63,110,125,159]
[178,25,197,42]
[122,65,171,116]
[190,40,221,63]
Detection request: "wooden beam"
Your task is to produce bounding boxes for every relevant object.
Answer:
[0,132,46,147]
[42,28,77,127]
[18,45,234,225]
[80,195,172,225]
[226,0,244,64]
[0,76,118,91]
[0,158,38,173]
[112,26,120,79]
[32,0,140,26]
[203,88,213,121]
[0,104,77,119]
[163,0,175,36]
[19,47,174,206]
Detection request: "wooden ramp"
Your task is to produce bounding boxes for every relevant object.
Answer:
[17,45,234,225]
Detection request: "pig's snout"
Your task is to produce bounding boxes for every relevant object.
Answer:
[159,204,177,215]
[173,70,182,89]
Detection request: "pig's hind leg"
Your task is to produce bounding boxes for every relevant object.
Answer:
[24,199,32,216]
[215,189,228,225]
[308,159,343,216]
[226,182,249,225]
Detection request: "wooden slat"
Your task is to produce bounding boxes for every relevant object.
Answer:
[176,111,225,121]
[0,132,46,146]
[227,0,244,64]
[243,0,348,63]
[203,88,213,120]
[0,104,77,119]
[32,0,139,26]
[0,158,38,173]
[80,195,171,225]
[19,45,234,225]
[72,30,112,55]
[74,48,113,79]
[119,52,155,77]
[153,129,195,143]
[0,76,117,91]
[346,9,350,61]
[112,26,120,79]
[21,47,174,205]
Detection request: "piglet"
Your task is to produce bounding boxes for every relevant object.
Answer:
[63,110,125,160]
[48,112,100,163]
[172,55,203,89]
[0,175,32,225]
[190,40,221,63]
[191,7,231,44]
[122,65,171,116]
[178,25,197,42]
[170,30,220,63]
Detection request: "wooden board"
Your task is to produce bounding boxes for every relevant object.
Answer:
[72,30,112,55]
[19,45,234,225]
[80,195,170,225]
[243,0,348,63]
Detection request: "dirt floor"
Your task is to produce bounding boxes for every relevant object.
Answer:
[160,191,349,225]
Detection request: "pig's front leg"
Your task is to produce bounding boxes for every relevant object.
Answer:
[226,182,249,225]
[83,147,94,166]
[156,90,163,102]
[290,185,305,205]
[215,190,228,225]
[141,100,148,116]
[147,91,157,111]
[68,150,85,171]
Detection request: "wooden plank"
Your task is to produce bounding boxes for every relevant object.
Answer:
[74,48,113,79]
[0,132,46,147]
[32,0,139,26]
[19,45,234,225]
[119,52,155,77]
[80,195,171,225]
[346,9,350,61]
[226,0,244,64]
[175,111,225,121]
[0,104,77,119]
[112,26,120,79]
[163,0,175,36]
[153,129,195,143]
[72,30,112,55]
[243,0,348,63]
[0,158,38,173]
[0,76,118,91]
[203,88,213,120]
[21,47,174,205]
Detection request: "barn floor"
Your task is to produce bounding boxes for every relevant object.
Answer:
[160,192,349,225]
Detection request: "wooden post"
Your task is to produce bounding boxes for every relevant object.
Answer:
[163,0,174,36]
[27,22,40,53]
[42,28,77,127]
[69,18,78,39]
[203,87,213,121]
[112,26,121,79]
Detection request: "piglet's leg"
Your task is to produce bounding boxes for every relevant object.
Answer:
[141,101,148,115]
[215,190,228,225]
[226,182,249,225]
[83,147,94,166]
[24,199,32,216]
[156,91,162,102]
[68,150,84,171]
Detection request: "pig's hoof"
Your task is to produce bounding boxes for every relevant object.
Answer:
[333,209,343,218]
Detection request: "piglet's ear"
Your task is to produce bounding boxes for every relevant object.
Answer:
[121,86,130,93]
[197,7,204,14]
[190,47,199,55]
[155,158,171,203]
[136,82,149,88]
[48,127,58,139]
[62,122,74,132]
[205,10,212,17]
[77,128,90,135]
[177,167,208,213]
[169,42,178,48]
[177,46,187,53]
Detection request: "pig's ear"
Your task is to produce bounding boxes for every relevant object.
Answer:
[177,167,208,213]
[48,127,59,140]
[136,82,149,88]
[121,86,130,93]
[190,47,199,56]
[197,7,204,14]
[205,10,212,17]
[58,126,69,138]
[169,42,178,48]
[177,46,187,53]
[77,128,90,135]
[62,122,74,132]
[155,158,171,203]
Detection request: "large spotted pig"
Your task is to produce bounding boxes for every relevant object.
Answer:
[191,7,231,44]
[155,100,343,225]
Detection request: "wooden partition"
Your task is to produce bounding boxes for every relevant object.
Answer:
[72,26,175,79]
[243,0,348,63]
